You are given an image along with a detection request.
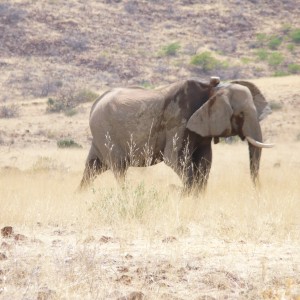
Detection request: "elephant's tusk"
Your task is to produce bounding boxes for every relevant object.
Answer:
[246,136,274,148]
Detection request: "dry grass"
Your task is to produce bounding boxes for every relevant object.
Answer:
[0,75,299,298]
[0,143,299,299]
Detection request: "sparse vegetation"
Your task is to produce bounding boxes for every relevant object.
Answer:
[273,70,289,77]
[190,51,226,72]
[288,63,300,74]
[57,138,82,148]
[287,43,295,52]
[255,33,268,47]
[32,156,59,171]
[46,88,98,114]
[0,104,19,118]
[290,28,300,43]
[268,52,284,68]
[269,100,283,111]
[160,42,181,56]
[268,35,282,50]
[255,49,269,61]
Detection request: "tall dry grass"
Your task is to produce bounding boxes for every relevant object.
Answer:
[0,143,299,299]
[1,143,299,242]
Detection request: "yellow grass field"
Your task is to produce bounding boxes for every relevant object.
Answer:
[0,76,300,299]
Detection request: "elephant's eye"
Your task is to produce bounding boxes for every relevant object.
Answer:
[239,112,244,118]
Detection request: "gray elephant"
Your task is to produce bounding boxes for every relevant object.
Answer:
[80,77,273,191]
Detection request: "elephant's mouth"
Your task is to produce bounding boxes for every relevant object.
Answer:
[229,114,274,148]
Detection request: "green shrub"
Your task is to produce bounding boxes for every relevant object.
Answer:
[47,97,66,113]
[268,36,282,50]
[287,44,295,52]
[281,24,292,34]
[255,49,269,61]
[256,33,268,46]
[190,51,225,72]
[57,139,82,148]
[161,42,181,56]
[288,63,300,74]
[64,108,78,117]
[240,57,252,64]
[290,28,300,43]
[273,70,289,77]
[268,52,284,67]
[269,101,283,111]
[75,89,99,102]
[140,81,155,89]
[296,133,300,142]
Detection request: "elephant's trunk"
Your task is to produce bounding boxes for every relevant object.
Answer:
[248,140,262,184]
[242,113,263,184]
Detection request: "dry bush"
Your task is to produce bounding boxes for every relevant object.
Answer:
[46,87,98,114]
[0,104,19,118]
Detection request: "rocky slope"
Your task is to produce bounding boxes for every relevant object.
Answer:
[0,0,300,101]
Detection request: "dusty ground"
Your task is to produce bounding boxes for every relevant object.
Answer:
[0,76,300,299]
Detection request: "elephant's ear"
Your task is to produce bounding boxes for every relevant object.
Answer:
[187,90,233,137]
[231,80,272,121]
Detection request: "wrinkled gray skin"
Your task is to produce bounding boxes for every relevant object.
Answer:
[80,78,271,191]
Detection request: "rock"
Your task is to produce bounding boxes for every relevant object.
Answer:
[0,253,7,261]
[1,226,13,237]
[37,287,57,300]
[117,291,145,300]
[1,242,12,250]
[14,234,27,241]
[116,274,132,285]
[162,236,177,243]
[117,266,129,273]
[99,236,114,243]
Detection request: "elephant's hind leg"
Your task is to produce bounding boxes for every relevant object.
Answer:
[80,147,106,190]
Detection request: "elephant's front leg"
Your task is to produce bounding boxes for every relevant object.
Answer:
[185,143,212,192]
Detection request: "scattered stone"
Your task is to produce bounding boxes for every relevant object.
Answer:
[37,287,57,300]
[0,253,7,261]
[117,291,144,300]
[196,296,216,300]
[1,242,12,250]
[99,236,114,243]
[125,254,133,259]
[53,229,66,236]
[162,236,177,243]
[117,266,129,273]
[14,234,27,241]
[117,274,132,285]
[51,239,62,246]
[1,226,13,237]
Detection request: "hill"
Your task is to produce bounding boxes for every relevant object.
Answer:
[0,0,300,102]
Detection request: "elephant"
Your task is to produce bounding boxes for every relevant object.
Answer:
[80,77,273,191]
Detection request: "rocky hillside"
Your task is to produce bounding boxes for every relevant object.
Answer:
[0,0,300,102]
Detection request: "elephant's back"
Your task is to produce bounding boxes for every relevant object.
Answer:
[89,88,166,161]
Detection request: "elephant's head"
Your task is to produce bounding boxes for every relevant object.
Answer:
[186,81,273,183]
